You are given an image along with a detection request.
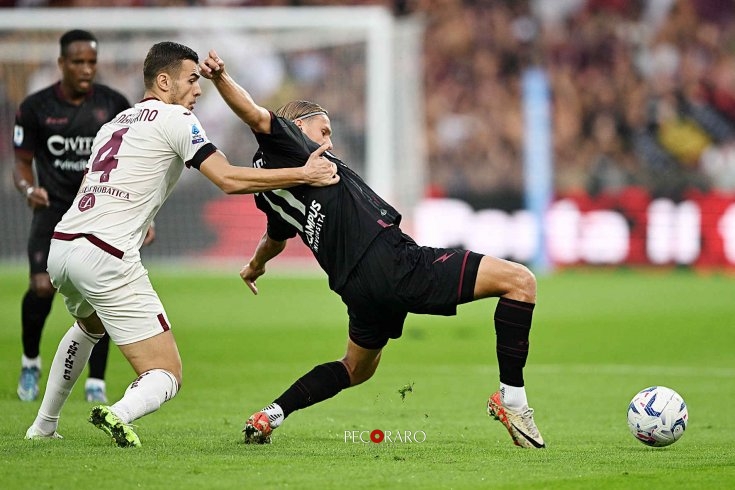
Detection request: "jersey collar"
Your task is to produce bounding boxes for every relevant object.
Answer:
[53,81,94,105]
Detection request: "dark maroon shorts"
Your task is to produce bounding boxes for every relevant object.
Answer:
[337,227,482,349]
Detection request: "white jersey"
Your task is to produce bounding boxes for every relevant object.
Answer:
[55,98,213,262]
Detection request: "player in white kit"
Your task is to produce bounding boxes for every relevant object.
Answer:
[24,41,338,447]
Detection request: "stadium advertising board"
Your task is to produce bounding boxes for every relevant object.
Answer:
[413,187,735,267]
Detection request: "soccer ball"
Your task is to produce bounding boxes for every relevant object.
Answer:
[627,386,688,447]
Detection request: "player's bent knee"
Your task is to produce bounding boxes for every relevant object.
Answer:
[31,280,55,298]
[511,263,536,303]
[76,313,106,336]
[342,341,382,386]
[350,361,380,386]
[516,263,536,299]
[340,359,376,387]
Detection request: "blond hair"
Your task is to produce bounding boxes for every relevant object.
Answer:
[275,100,328,121]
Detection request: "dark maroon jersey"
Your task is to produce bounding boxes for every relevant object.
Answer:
[13,82,130,207]
[253,113,401,291]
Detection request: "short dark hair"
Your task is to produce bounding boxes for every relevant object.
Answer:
[143,41,199,89]
[59,29,97,57]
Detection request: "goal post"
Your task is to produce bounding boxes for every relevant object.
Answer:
[0,7,424,264]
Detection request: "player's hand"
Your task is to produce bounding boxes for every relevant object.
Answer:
[240,262,266,295]
[143,223,156,246]
[199,49,226,80]
[303,142,340,187]
[26,186,50,209]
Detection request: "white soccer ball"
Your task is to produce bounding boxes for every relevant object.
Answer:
[627,386,688,447]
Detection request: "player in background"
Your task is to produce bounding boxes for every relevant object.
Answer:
[200,50,545,449]
[24,41,339,447]
[12,29,131,404]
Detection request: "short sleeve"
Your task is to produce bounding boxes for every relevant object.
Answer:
[13,100,38,153]
[254,193,298,241]
[163,109,213,163]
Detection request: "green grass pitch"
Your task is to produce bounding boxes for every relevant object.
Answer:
[1,265,734,489]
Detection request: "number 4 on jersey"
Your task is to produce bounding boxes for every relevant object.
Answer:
[90,127,128,183]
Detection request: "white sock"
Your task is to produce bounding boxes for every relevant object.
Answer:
[261,403,284,428]
[500,383,528,411]
[110,369,178,424]
[21,354,41,370]
[32,323,101,434]
[85,377,106,391]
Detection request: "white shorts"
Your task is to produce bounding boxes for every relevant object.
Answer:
[47,237,172,345]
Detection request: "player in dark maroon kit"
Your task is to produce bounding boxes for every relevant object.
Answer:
[201,50,546,449]
[12,30,131,403]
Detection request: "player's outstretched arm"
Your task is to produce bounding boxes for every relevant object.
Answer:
[240,232,287,295]
[199,142,339,194]
[199,49,271,134]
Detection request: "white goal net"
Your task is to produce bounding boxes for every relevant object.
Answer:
[0,6,424,265]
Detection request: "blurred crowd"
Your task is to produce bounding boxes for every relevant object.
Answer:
[3,0,735,210]
[414,0,735,209]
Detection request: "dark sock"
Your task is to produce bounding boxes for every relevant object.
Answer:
[494,297,534,387]
[21,289,53,358]
[88,333,110,379]
[274,361,351,418]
